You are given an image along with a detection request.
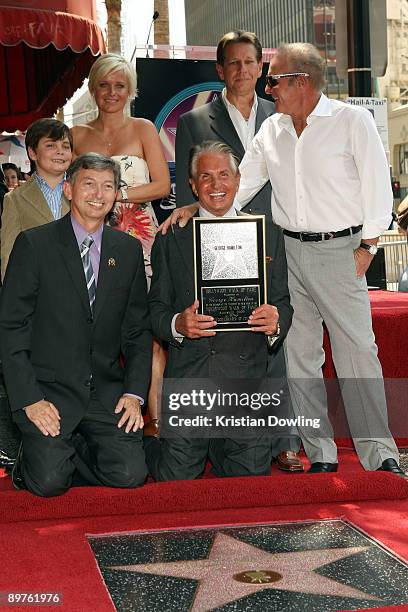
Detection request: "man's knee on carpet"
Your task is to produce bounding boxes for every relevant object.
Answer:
[24,462,73,498]
[96,457,148,488]
[144,436,208,481]
[210,438,272,478]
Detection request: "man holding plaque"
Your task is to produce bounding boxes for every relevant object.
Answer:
[145,141,293,481]
[173,30,303,473]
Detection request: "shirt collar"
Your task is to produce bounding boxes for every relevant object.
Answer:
[275,93,331,136]
[309,93,332,117]
[34,172,65,191]
[70,213,104,251]
[199,204,237,218]
[221,88,258,117]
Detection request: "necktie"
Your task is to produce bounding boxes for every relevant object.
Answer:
[80,235,96,312]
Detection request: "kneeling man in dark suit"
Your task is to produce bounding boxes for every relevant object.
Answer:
[0,153,152,496]
[145,141,293,480]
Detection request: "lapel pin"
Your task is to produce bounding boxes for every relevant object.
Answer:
[108,258,116,267]
[265,256,272,264]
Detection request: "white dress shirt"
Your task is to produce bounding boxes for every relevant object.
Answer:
[221,88,258,151]
[236,93,392,239]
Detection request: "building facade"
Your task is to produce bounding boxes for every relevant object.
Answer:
[378,1,408,198]
[184,0,341,96]
[184,0,313,48]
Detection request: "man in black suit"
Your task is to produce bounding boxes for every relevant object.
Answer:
[173,31,303,471]
[145,141,293,481]
[0,153,152,497]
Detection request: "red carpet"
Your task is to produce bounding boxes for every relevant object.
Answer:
[320,290,408,448]
[0,472,408,523]
[323,290,408,379]
[0,470,407,525]
[1,497,407,611]
[1,450,407,612]
[0,450,407,524]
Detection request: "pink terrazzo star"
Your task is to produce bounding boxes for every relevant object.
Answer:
[110,532,382,610]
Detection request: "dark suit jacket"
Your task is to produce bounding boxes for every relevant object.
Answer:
[0,213,152,432]
[175,95,275,219]
[149,213,292,380]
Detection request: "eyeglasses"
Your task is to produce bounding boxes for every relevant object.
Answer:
[265,72,310,88]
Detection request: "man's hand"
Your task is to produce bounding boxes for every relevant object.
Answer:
[248,304,279,335]
[159,203,199,235]
[354,247,374,278]
[115,395,144,433]
[25,400,60,437]
[175,300,217,339]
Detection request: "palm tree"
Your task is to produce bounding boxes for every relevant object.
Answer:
[105,0,121,53]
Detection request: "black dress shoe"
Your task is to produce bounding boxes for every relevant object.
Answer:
[0,449,16,472]
[11,444,27,490]
[308,462,338,473]
[377,458,407,477]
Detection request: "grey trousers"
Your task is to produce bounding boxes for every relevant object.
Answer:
[267,344,301,456]
[283,232,399,470]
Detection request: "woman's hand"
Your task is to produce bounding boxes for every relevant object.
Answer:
[116,184,142,207]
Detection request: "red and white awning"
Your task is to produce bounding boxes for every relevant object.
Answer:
[0,2,106,131]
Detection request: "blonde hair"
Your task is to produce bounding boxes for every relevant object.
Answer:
[277,43,325,91]
[88,53,137,98]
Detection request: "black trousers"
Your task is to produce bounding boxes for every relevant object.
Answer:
[16,393,147,497]
[144,434,272,482]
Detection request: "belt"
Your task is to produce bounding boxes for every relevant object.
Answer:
[283,225,362,242]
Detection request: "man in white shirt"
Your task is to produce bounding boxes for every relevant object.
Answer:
[146,141,293,481]
[237,42,403,475]
[174,31,304,472]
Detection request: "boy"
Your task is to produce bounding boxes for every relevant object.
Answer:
[1,118,72,279]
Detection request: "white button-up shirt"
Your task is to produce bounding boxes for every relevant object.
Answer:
[236,93,392,239]
[222,88,258,151]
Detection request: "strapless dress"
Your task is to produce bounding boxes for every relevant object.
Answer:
[109,155,158,284]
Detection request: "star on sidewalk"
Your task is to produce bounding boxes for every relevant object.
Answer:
[109,532,382,610]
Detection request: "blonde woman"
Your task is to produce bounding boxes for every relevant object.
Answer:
[72,53,170,430]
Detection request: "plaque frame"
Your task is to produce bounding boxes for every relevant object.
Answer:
[193,216,266,331]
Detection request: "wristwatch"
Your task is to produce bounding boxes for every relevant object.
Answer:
[360,242,378,256]
[267,322,281,348]
[271,322,280,338]
[120,186,128,201]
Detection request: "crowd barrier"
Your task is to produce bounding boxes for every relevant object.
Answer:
[379,229,408,290]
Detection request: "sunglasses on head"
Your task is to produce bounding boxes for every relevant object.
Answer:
[265,72,310,88]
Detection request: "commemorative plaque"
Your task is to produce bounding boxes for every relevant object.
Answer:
[193,216,266,331]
